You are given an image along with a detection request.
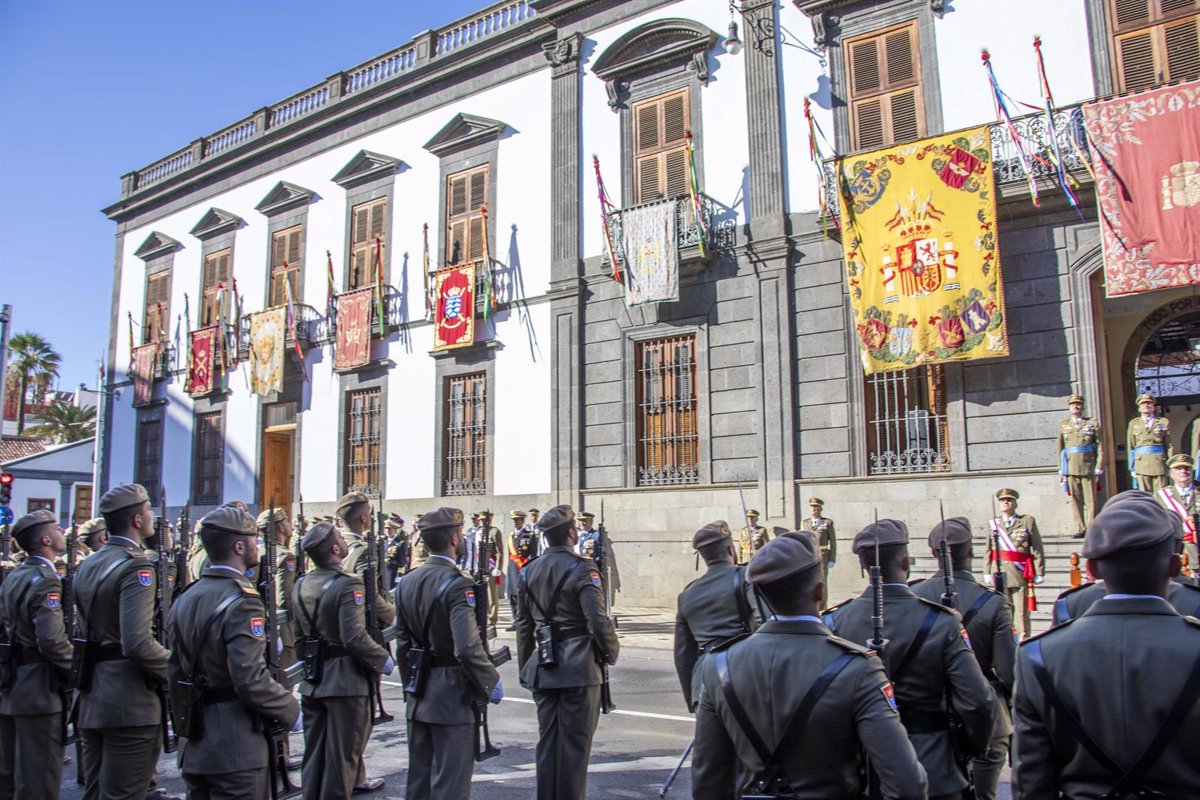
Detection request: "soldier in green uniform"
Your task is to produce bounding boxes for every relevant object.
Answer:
[911,517,1016,800]
[395,507,502,799]
[80,516,109,554]
[0,510,73,799]
[73,483,171,800]
[736,509,769,565]
[515,505,619,800]
[984,488,1044,640]
[693,532,927,799]
[257,507,297,671]
[1126,392,1171,493]
[800,497,837,583]
[336,492,395,627]
[1057,394,1103,538]
[1157,453,1198,572]
[167,505,300,799]
[505,510,535,629]
[673,521,761,712]
[1013,490,1200,797]
[291,521,393,800]
[824,519,995,800]
[411,513,429,571]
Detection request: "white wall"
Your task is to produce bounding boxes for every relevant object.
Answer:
[779,0,836,216]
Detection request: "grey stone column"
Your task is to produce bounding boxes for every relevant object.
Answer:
[740,0,788,238]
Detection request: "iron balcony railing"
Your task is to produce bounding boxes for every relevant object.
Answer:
[323,285,404,344]
[600,193,733,273]
[236,303,323,360]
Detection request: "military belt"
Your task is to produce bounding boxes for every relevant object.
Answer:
[899,707,949,734]
[320,644,352,661]
[16,648,49,665]
[200,686,242,705]
[558,626,589,641]
[94,643,126,662]
[428,655,461,668]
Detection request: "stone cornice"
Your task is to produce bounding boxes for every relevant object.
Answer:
[189,207,243,239]
[255,181,315,216]
[423,113,510,158]
[133,231,180,261]
[592,18,719,109]
[331,150,403,189]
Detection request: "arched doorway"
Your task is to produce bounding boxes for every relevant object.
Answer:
[1123,300,1200,464]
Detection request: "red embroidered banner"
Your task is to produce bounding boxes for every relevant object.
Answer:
[434,265,476,351]
[1084,79,1200,297]
[131,344,157,407]
[188,327,217,396]
[335,288,373,370]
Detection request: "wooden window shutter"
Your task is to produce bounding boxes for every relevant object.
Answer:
[1118,30,1159,89]
[890,91,921,144]
[884,27,916,83]
[636,156,662,203]
[445,166,488,265]
[1109,0,1200,91]
[850,38,883,95]
[662,94,687,145]
[468,216,485,261]
[349,200,382,290]
[854,99,885,152]
[847,21,923,151]
[1115,0,1153,26]
[631,88,692,205]
[1165,16,1200,79]
[272,232,287,269]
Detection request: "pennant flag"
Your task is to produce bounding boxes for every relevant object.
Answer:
[282,267,308,380]
[838,126,1009,374]
[423,223,433,320]
[373,237,386,337]
[326,249,337,319]
[805,98,841,239]
[1032,37,1083,218]
[480,205,494,318]
[433,264,476,350]
[982,49,1039,206]
[684,132,708,258]
[334,288,374,370]
[249,307,285,396]
[188,326,218,396]
[593,155,622,283]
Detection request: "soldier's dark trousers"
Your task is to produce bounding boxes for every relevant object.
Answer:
[0,711,63,799]
[301,695,370,800]
[405,720,474,799]
[79,723,160,800]
[533,684,601,800]
[971,728,1010,800]
[183,767,268,800]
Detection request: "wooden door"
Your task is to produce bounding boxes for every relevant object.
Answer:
[262,431,293,510]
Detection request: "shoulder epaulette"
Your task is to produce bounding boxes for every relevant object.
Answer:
[914,595,957,615]
[1020,618,1073,646]
[820,597,854,616]
[907,577,925,587]
[826,633,871,656]
[1182,615,1200,629]
[1175,581,1200,594]
[1055,582,1093,601]
[240,584,260,597]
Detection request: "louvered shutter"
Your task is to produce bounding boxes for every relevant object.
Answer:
[1165,16,1200,79]
[445,166,488,266]
[632,89,691,204]
[1115,0,1153,26]
[1118,30,1159,89]
[855,99,886,151]
[847,22,923,150]
[1110,0,1199,91]
[145,272,169,343]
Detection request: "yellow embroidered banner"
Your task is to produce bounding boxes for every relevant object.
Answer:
[838,126,1008,374]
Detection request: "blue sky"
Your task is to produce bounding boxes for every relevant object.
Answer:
[0,0,487,391]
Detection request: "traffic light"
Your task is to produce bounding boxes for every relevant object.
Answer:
[0,473,12,506]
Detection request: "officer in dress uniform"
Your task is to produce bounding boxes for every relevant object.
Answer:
[505,510,536,630]
[1057,394,1103,538]
[81,516,109,554]
[474,511,503,628]
[395,507,502,799]
[291,521,393,800]
[984,488,1044,640]
[410,513,429,571]
[824,519,994,800]
[515,505,619,800]
[1013,490,1200,798]
[911,517,1016,800]
[800,497,837,583]
[575,512,607,604]
[73,484,171,800]
[0,510,73,799]
[1126,392,1172,493]
[693,532,928,799]
[383,514,408,590]
[1158,453,1198,571]
[257,507,298,671]
[736,509,770,565]
[672,521,762,712]
[167,506,300,799]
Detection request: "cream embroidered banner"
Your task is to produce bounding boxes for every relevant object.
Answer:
[250,307,285,396]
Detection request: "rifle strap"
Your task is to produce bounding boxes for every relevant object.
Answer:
[888,606,940,684]
[76,553,134,633]
[524,561,581,626]
[396,572,458,655]
[732,567,752,632]
[176,591,242,680]
[960,591,997,629]
[1,574,44,640]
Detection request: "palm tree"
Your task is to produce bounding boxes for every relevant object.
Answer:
[6,332,62,433]
[23,399,96,443]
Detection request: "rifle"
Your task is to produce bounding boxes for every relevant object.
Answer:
[659,738,693,798]
[154,489,178,753]
[735,477,752,561]
[262,500,301,800]
[173,501,190,601]
[62,516,82,764]
[472,514,510,762]
[938,502,956,611]
[0,518,9,591]
[597,503,615,715]
[294,496,308,579]
[363,512,394,725]
[989,497,1006,596]
[868,512,888,654]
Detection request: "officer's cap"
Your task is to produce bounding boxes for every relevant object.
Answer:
[301,521,336,553]
[996,488,1019,501]
[98,483,151,514]
[78,516,107,538]
[418,507,464,533]
[692,521,732,551]
[336,491,371,517]
[746,532,822,586]
[385,513,404,528]
[746,508,760,517]
[12,510,57,543]
[579,511,595,520]
[1083,490,1176,560]
[221,500,249,512]
[928,516,972,548]
[201,506,257,537]
[510,509,526,519]
[1168,453,1195,471]
[537,505,574,532]
[527,507,540,515]
[1136,393,1156,406]
[1067,394,1084,405]
[851,519,909,555]
[471,512,481,520]
[256,507,288,530]
[807,497,824,507]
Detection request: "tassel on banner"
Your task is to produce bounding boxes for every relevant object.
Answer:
[592,155,623,284]
[684,132,708,259]
[804,98,842,240]
[481,205,496,319]
[374,236,386,338]
[982,49,1040,207]
[1033,36,1085,220]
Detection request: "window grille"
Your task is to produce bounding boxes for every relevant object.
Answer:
[136,417,163,503]
[865,365,950,475]
[636,335,699,486]
[192,411,224,505]
[444,372,487,496]
[345,388,382,496]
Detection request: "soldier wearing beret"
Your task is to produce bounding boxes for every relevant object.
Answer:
[1127,393,1172,493]
[1157,453,1198,572]
[673,521,762,712]
[504,510,534,630]
[736,509,770,565]
[984,488,1044,640]
[693,532,927,799]
[911,517,1016,800]
[0,510,73,798]
[166,506,300,799]
[1014,490,1200,797]
[515,504,619,800]
[291,521,393,800]
[800,498,837,583]
[335,492,395,629]
[395,507,502,799]
[824,520,994,800]
[257,507,298,671]
[80,517,109,554]
[382,514,408,590]
[72,483,171,800]
[1058,394,1104,538]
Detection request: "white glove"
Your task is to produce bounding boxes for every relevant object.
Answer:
[291,715,303,733]
[381,657,395,676]
[1034,575,1044,585]
[828,561,836,569]
[1095,468,1104,476]
[982,574,994,586]
[489,678,504,705]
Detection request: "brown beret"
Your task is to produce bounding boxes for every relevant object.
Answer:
[256,508,288,530]
[78,517,107,538]
[538,505,574,532]
[336,492,371,517]
[996,488,1019,501]
[510,510,526,519]
[418,507,465,533]
[928,517,972,548]
[1067,394,1084,405]
[1168,453,1195,471]
[12,510,57,543]
[1083,490,1176,560]
[746,532,821,585]
[301,521,336,553]
[851,519,909,554]
[98,483,150,514]
[201,506,256,537]
[692,521,732,551]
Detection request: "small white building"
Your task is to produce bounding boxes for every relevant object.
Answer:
[1,437,95,527]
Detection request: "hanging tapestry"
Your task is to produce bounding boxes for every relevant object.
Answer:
[838,126,1008,375]
[433,264,476,350]
[334,288,373,370]
[622,199,678,306]
[250,307,285,396]
[1083,79,1200,297]
[131,344,157,407]
[187,326,218,396]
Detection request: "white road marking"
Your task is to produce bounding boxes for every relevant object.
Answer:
[473,754,684,782]
[380,681,693,723]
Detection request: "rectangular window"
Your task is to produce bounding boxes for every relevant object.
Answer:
[349,198,387,290]
[199,250,231,327]
[192,411,224,505]
[73,486,92,525]
[636,335,699,486]
[864,365,950,475]
[443,372,487,496]
[143,272,170,345]
[269,227,302,309]
[27,498,54,515]
[135,417,163,504]
[445,165,489,267]
[846,21,923,152]
[344,388,382,496]
[632,88,691,204]
[1109,0,1199,92]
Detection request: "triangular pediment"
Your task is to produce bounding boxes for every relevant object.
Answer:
[189,207,243,239]
[592,18,718,82]
[331,150,403,189]
[133,231,181,261]
[423,113,509,158]
[255,181,316,216]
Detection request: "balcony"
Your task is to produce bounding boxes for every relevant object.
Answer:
[236,303,323,360]
[324,285,404,344]
[600,193,733,275]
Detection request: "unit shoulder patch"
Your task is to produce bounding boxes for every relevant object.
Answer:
[46,592,60,608]
[137,569,153,587]
[250,617,264,637]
